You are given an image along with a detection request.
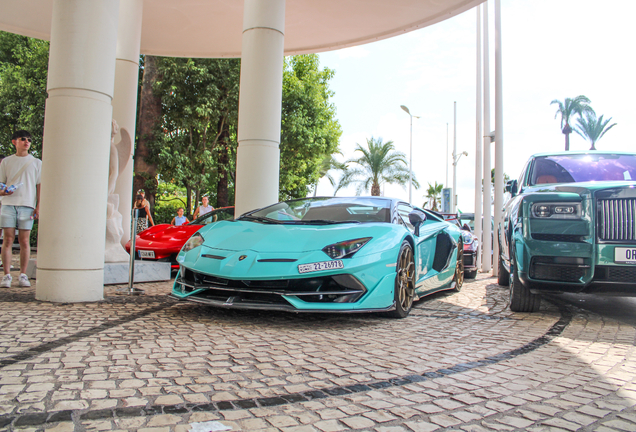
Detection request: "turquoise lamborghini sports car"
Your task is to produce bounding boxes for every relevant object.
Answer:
[170,196,464,318]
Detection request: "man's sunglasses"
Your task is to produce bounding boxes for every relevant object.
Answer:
[19,137,31,143]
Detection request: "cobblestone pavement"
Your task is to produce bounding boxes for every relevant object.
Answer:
[1,272,635,431]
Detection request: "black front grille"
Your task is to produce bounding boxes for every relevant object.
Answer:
[529,257,588,283]
[598,198,636,242]
[531,233,585,243]
[593,266,636,283]
[178,269,367,304]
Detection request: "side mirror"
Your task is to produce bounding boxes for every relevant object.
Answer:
[408,210,427,236]
[505,179,518,197]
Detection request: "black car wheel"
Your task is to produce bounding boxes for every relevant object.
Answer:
[465,270,477,279]
[388,241,415,319]
[452,239,464,292]
[509,263,540,312]
[497,254,510,286]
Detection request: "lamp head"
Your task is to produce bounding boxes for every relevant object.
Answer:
[400,105,410,115]
[462,151,468,156]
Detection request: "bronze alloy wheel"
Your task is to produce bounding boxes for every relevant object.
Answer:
[452,238,464,292]
[388,241,415,318]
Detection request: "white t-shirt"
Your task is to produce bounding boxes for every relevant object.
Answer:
[0,154,42,209]
[199,205,214,216]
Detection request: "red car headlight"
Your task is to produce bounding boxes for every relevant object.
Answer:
[182,232,204,253]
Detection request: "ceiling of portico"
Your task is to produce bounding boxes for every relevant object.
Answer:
[0,0,484,58]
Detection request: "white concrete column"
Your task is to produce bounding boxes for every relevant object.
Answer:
[113,0,143,245]
[493,0,504,277]
[235,0,286,217]
[36,0,120,303]
[474,6,483,271]
[482,1,492,273]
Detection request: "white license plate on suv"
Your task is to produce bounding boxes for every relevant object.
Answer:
[615,247,636,264]
[139,250,155,259]
[298,260,344,274]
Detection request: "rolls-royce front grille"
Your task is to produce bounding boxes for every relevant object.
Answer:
[598,198,636,242]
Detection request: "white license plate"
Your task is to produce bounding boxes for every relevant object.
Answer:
[139,250,155,259]
[615,247,636,264]
[298,260,344,274]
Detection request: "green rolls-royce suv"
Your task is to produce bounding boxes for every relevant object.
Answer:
[498,151,636,312]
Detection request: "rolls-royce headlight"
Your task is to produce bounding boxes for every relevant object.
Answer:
[182,232,204,252]
[323,237,371,259]
[531,202,581,219]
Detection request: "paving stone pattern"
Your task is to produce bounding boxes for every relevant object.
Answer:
[0,273,635,431]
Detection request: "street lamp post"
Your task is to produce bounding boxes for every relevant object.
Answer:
[400,105,419,204]
[452,150,468,213]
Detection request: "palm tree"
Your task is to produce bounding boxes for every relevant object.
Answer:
[550,95,595,151]
[574,112,617,151]
[347,137,419,196]
[313,153,348,196]
[424,181,444,211]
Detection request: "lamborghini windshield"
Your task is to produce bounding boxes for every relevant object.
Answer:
[529,154,636,185]
[239,197,391,224]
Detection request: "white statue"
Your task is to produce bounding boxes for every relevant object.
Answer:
[105,120,133,262]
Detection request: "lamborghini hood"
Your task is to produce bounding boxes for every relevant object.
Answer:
[198,220,397,254]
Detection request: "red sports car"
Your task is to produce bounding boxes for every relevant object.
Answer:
[125,206,235,269]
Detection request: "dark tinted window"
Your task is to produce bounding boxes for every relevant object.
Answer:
[529,154,636,185]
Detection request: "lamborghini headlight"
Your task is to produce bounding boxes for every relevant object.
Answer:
[322,237,371,259]
[182,232,204,253]
[531,202,581,219]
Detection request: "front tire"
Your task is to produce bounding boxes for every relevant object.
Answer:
[509,264,540,312]
[387,241,415,319]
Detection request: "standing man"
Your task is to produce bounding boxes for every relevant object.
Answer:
[0,131,41,288]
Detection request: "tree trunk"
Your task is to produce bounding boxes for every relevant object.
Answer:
[185,185,192,216]
[134,55,162,210]
[562,124,572,151]
[371,182,381,196]
[216,126,230,208]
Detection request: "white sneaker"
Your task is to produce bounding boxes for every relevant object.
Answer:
[1,274,12,288]
[18,274,30,287]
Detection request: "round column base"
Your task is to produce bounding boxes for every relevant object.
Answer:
[35,269,104,303]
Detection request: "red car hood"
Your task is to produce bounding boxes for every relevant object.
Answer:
[125,223,202,251]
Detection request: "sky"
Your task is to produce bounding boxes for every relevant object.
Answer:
[314,0,636,212]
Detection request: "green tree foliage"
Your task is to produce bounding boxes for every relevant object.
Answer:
[550,95,594,151]
[149,57,241,214]
[347,137,419,196]
[279,55,341,200]
[574,112,616,151]
[148,54,341,209]
[424,181,444,211]
[490,168,510,184]
[313,153,349,196]
[0,31,49,157]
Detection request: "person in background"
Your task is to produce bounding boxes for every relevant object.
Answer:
[133,193,154,233]
[137,189,149,208]
[171,207,189,226]
[0,131,41,288]
[192,196,214,219]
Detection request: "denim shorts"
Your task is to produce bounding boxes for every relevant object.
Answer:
[0,205,34,230]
